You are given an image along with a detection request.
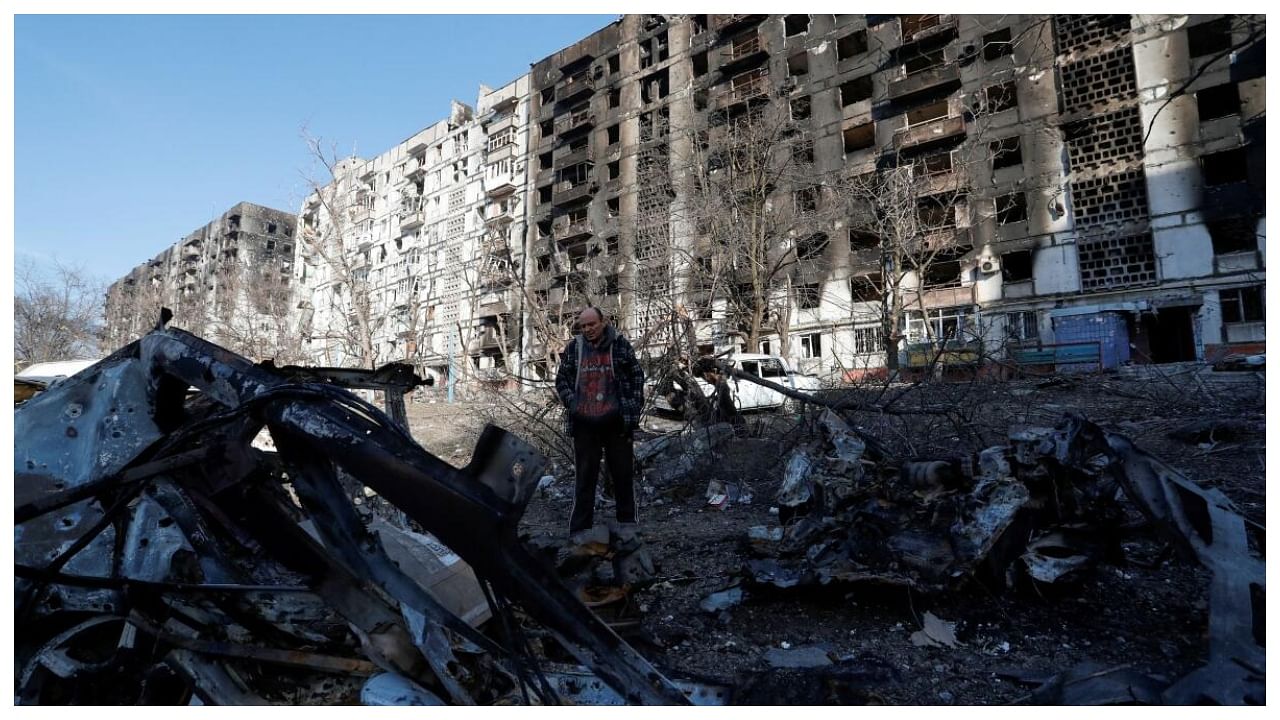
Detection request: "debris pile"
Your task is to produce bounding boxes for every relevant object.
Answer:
[14,326,702,705]
[731,408,1264,704]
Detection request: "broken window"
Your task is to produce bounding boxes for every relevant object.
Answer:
[1201,147,1248,186]
[693,51,708,77]
[915,152,953,176]
[853,274,885,301]
[990,136,1023,170]
[538,185,552,204]
[640,68,670,103]
[792,137,814,165]
[602,273,619,296]
[1197,83,1241,121]
[900,14,941,38]
[606,196,620,217]
[799,331,823,357]
[540,119,554,139]
[849,229,879,251]
[608,88,621,109]
[788,52,809,77]
[837,30,868,60]
[1188,17,1233,58]
[607,124,620,145]
[854,326,884,354]
[843,122,875,153]
[539,152,553,170]
[1207,217,1256,254]
[794,186,819,212]
[903,48,945,75]
[790,95,811,121]
[605,235,619,255]
[692,14,708,34]
[796,232,828,260]
[796,283,822,309]
[784,14,810,37]
[536,254,552,272]
[1006,310,1038,343]
[1220,286,1263,323]
[982,27,1013,61]
[607,160,620,180]
[984,81,1018,113]
[917,198,955,230]
[907,99,949,125]
[841,75,874,106]
[1001,249,1034,282]
[906,305,971,342]
[568,135,589,153]
[606,54,621,75]
[996,192,1028,224]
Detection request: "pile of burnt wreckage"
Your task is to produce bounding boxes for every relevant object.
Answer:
[13,322,1264,705]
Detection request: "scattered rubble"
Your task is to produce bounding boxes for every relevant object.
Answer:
[14,323,1266,705]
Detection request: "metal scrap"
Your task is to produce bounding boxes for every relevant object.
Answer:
[14,324,690,705]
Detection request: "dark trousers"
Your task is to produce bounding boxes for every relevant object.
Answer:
[569,417,636,534]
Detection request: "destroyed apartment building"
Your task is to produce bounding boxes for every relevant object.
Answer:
[290,78,532,386]
[103,15,1266,389]
[103,202,298,361]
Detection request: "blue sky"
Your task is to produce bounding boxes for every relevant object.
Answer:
[14,14,615,282]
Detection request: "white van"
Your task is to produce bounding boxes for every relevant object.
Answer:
[653,353,820,412]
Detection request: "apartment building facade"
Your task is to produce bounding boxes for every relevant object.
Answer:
[104,201,298,360]
[293,77,532,385]
[519,13,1265,378]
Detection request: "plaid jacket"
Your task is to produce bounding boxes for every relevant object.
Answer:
[555,327,645,436]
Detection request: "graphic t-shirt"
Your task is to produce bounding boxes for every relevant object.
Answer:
[576,342,620,422]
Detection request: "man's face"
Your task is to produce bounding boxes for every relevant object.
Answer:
[578,309,605,343]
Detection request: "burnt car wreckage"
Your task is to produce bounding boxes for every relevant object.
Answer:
[14,322,701,705]
[13,327,1265,705]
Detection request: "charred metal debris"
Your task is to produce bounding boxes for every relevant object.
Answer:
[14,325,711,705]
[731,406,1263,704]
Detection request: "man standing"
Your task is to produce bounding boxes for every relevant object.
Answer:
[555,306,645,540]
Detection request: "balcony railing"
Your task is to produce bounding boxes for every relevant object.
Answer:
[887,63,960,101]
[715,78,770,109]
[554,108,595,136]
[900,14,956,42]
[553,179,596,206]
[555,219,593,241]
[894,115,965,150]
[399,207,425,231]
[721,33,767,72]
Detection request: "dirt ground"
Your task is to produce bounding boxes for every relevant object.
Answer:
[406,367,1264,705]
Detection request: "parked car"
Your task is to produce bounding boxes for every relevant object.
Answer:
[652,353,820,413]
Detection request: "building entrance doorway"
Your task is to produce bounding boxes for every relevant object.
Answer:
[1140,306,1197,363]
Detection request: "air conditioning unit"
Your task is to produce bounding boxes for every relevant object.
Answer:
[979,255,1000,274]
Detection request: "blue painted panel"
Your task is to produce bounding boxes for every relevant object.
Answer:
[1051,312,1129,371]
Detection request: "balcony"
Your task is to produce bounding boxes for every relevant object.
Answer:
[553,179,597,207]
[714,14,767,39]
[486,175,517,198]
[483,206,513,227]
[554,107,595,138]
[894,115,965,151]
[556,67,598,105]
[555,219,593,242]
[404,156,427,179]
[887,63,960,102]
[719,33,768,74]
[914,168,964,196]
[915,284,974,309]
[715,78,770,110]
[399,207,425,231]
[553,145,591,169]
[899,14,956,44]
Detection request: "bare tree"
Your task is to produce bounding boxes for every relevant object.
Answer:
[295,134,381,369]
[16,257,104,366]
